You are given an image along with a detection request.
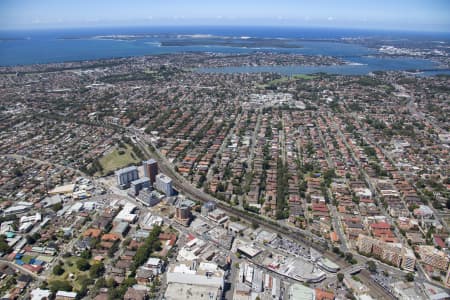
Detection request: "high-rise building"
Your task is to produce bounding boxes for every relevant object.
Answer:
[115,166,139,189]
[143,159,158,184]
[155,173,174,196]
[175,201,191,226]
[129,177,151,196]
[201,201,217,216]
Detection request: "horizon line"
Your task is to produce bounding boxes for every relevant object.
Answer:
[1,24,450,35]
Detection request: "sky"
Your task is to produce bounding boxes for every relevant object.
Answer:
[1,0,449,32]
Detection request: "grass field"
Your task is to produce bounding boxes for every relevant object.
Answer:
[49,257,90,290]
[292,74,317,80]
[263,74,317,87]
[97,144,140,176]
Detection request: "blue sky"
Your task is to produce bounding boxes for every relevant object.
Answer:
[1,0,449,32]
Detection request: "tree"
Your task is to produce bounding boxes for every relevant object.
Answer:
[332,247,341,255]
[49,280,72,293]
[123,237,132,247]
[93,277,107,293]
[345,252,353,262]
[89,262,105,278]
[405,272,415,282]
[76,258,91,271]
[0,235,12,253]
[53,264,65,276]
[80,250,92,259]
[51,202,63,212]
[77,275,93,288]
[367,260,377,273]
[337,273,344,282]
[131,225,162,272]
[108,241,119,258]
[25,235,36,245]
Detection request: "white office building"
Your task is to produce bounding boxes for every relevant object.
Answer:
[115,166,139,189]
[155,173,174,196]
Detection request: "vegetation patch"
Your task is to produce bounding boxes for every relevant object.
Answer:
[96,143,140,176]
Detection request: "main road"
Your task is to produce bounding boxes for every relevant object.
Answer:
[128,128,400,299]
[133,130,329,251]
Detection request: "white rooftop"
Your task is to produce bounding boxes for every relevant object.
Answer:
[30,288,51,300]
[157,173,172,184]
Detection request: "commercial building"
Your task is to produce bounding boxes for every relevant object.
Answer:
[175,201,192,226]
[252,269,264,292]
[111,222,130,238]
[201,201,217,216]
[207,209,229,224]
[55,291,77,300]
[136,188,164,207]
[165,283,222,300]
[115,203,138,223]
[30,289,51,300]
[115,166,139,189]
[281,257,326,283]
[144,257,164,275]
[237,245,262,258]
[272,278,281,300]
[155,173,174,196]
[143,159,158,184]
[139,212,163,230]
[165,262,225,300]
[3,202,33,216]
[129,177,151,196]
[166,262,225,289]
[317,258,340,273]
[228,222,248,236]
[288,284,315,300]
[20,213,41,224]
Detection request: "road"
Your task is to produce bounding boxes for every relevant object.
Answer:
[0,259,46,282]
[206,112,242,181]
[129,129,400,300]
[359,270,396,300]
[335,111,448,289]
[396,83,447,135]
[134,129,331,249]
[329,205,349,252]
[2,153,87,177]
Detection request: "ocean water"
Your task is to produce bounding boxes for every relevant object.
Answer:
[197,56,450,76]
[0,26,449,76]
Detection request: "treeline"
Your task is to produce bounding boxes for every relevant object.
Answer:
[104,225,162,299]
[0,235,12,254]
[122,137,145,160]
[276,158,289,219]
[130,225,162,273]
[81,158,103,176]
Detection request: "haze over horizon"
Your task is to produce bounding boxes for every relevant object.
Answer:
[1,0,450,33]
